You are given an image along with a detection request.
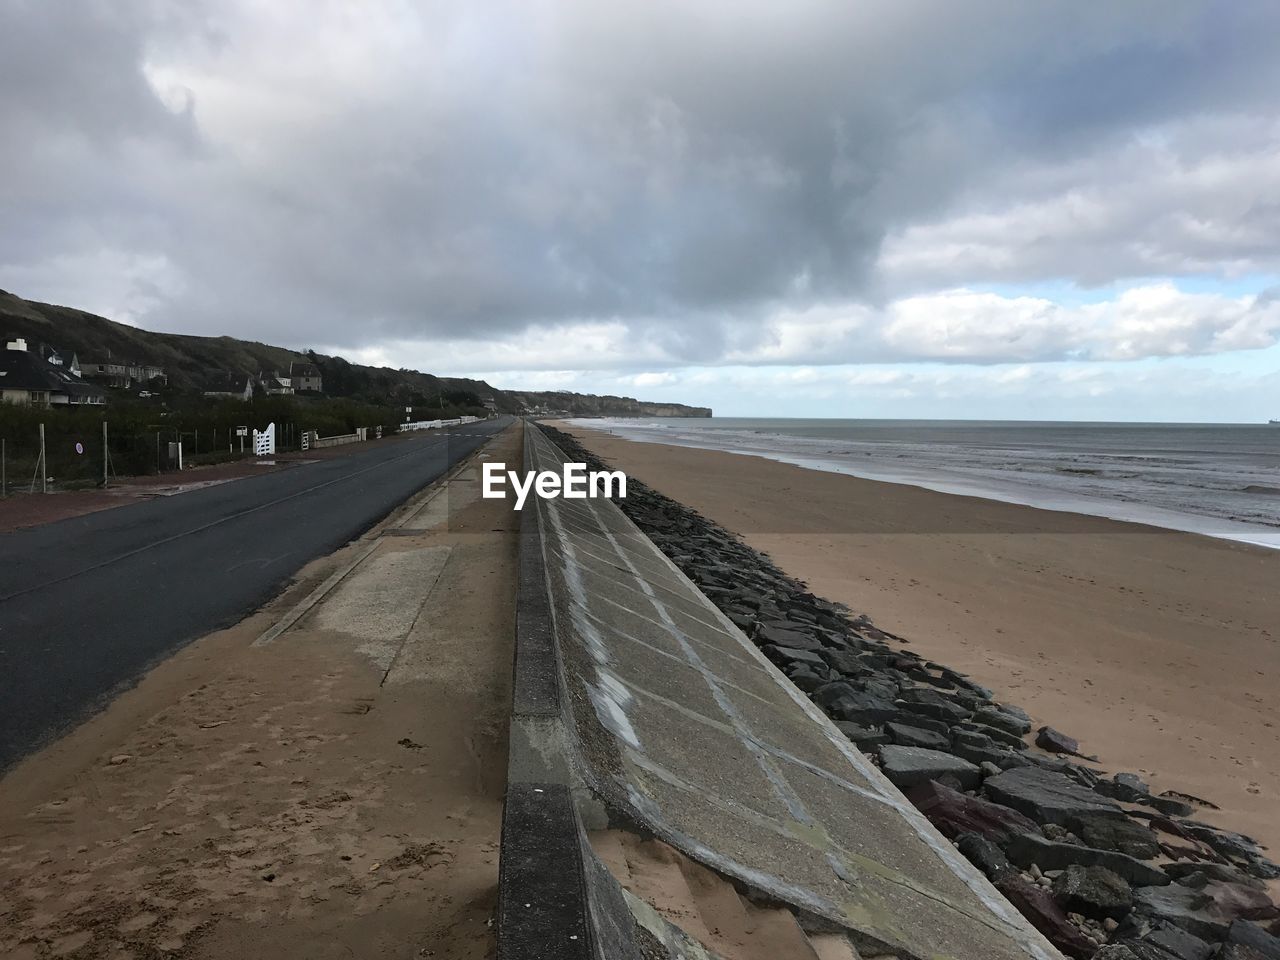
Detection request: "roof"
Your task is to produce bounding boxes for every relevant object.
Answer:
[0,347,107,398]
[290,361,321,377]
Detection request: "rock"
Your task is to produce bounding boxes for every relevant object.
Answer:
[956,832,1015,881]
[1132,882,1261,942]
[785,665,828,693]
[884,721,951,751]
[1220,946,1271,960]
[1077,816,1161,860]
[905,779,1041,842]
[974,704,1033,736]
[959,720,1031,750]
[1164,862,1267,890]
[1247,859,1280,881]
[1183,824,1262,863]
[1036,726,1098,760]
[1096,772,1151,803]
[994,873,1100,958]
[764,644,827,669]
[1003,832,1171,888]
[879,746,981,791]
[1052,864,1134,921]
[1136,794,1194,817]
[108,754,133,765]
[756,624,825,650]
[1093,947,1139,960]
[984,766,1127,828]
[1225,919,1280,960]
[980,761,1003,779]
[1140,922,1215,960]
[1160,789,1219,812]
[833,721,891,751]
[811,682,898,724]
[895,692,971,723]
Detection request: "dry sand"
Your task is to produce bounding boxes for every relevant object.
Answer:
[0,426,521,959]
[560,423,1280,865]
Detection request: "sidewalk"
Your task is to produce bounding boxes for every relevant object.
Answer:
[0,425,521,960]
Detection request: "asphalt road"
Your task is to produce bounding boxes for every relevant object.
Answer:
[0,416,511,770]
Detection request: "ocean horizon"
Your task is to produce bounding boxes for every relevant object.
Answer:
[571,416,1280,549]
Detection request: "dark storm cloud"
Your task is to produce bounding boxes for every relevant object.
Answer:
[2,1,1280,365]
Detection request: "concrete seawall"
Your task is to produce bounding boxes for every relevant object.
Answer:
[500,421,1062,959]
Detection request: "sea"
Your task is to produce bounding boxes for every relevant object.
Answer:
[568,418,1280,549]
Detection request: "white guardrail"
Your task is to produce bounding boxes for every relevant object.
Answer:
[400,415,480,432]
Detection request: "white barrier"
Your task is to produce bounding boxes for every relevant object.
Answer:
[252,422,276,456]
[400,415,480,433]
[308,426,370,449]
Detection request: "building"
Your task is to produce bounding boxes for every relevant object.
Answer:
[81,356,167,389]
[202,373,255,401]
[289,361,323,393]
[257,371,294,396]
[1,337,107,407]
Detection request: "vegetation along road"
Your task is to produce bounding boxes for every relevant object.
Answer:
[0,416,511,769]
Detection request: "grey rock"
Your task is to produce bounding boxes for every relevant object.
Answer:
[959,720,1031,749]
[1164,862,1267,890]
[812,682,898,724]
[1036,725,1081,754]
[980,761,1003,779]
[985,766,1127,828]
[975,704,1033,736]
[1136,794,1194,817]
[1077,816,1161,860]
[878,745,980,791]
[755,624,824,650]
[763,644,826,669]
[1144,922,1214,960]
[1133,884,1229,942]
[1114,772,1151,801]
[833,721,891,751]
[1052,864,1134,921]
[884,722,951,751]
[1226,919,1280,960]
[1092,947,1140,960]
[956,831,1015,881]
[1003,832,1170,888]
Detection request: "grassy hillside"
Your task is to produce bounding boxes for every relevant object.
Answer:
[0,289,711,417]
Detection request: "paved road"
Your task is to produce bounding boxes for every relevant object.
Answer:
[0,417,511,769]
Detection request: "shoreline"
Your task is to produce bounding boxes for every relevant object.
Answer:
[556,420,1280,870]
[570,418,1280,551]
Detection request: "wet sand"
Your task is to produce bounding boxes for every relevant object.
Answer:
[559,422,1280,863]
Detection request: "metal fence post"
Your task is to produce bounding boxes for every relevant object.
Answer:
[39,423,47,494]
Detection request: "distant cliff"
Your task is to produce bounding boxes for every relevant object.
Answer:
[504,390,711,418]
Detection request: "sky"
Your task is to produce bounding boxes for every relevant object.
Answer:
[2,1,1279,421]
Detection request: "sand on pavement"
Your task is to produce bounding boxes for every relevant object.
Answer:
[0,425,522,959]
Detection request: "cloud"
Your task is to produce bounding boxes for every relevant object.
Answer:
[374,283,1280,372]
[2,0,1280,403]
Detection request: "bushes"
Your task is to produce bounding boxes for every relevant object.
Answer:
[0,391,489,489]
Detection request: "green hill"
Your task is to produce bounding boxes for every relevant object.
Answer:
[0,289,711,417]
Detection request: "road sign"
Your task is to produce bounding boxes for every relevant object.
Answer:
[235,426,248,436]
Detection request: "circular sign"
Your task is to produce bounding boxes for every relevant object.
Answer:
[75,442,84,455]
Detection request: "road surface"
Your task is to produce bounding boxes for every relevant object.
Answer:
[0,417,511,769]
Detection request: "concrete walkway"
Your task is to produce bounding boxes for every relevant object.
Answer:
[526,424,1060,960]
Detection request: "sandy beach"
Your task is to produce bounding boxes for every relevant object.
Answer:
[558,422,1280,866]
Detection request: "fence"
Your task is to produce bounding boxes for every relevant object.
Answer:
[310,427,368,449]
[400,415,480,432]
